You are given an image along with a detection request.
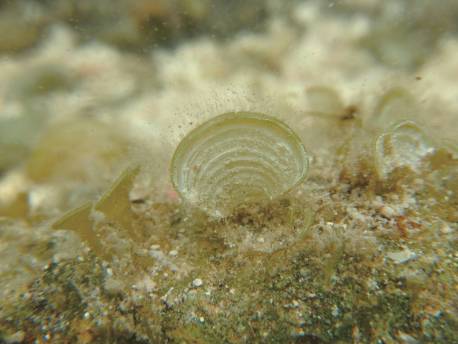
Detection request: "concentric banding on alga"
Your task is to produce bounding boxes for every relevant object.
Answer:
[374,120,435,178]
[171,112,309,215]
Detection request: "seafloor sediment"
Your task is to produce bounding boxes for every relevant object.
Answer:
[0,1,457,343]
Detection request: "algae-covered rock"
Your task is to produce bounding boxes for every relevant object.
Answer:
[0,0,285,54]
[360,0,458,69]
[0,111,48,172]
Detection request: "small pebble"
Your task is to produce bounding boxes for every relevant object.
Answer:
[332,305,340,317]
[387,248,417,264]
[380,205,396,217]
[192,278,203,288]
[398,331,419,344]
[439,223,453,234]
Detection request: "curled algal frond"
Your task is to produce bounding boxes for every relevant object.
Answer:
[370,87,416,131]
[171,112,309,216]
[306,86,344,118]
[375,120,435,178]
